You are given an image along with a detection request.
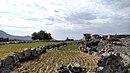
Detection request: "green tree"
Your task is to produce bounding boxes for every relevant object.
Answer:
[38,30,46,40]
[46,33,52,40]
[32,32,38,40]
[0,37,9,42]
[83,33,91,41]
[31,30,52,40]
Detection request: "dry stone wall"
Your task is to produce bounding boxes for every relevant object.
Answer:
[0,42,68,73]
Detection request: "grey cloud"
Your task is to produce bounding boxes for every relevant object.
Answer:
[33,3,47,10]
[25,4,32,7]
[44,15,65,24]
[65,11,96,24]
[66,12,96,20]
[99,15,109,19]
[92,22,130,34]
[23,16,39,21]
[54,10,59,13]
[51,28,84,40]
[45,23,53,25]
[0,11,10,14]
[102,0,130,9]
[45,16,54,21]
[0,11,39,21]
[1,24,36,29]
[52,20,130,39]
[50,3,61,6]
[110,14,130,25]
[1,0,130,40]
[21,3,47,11]
[102,0,122,4]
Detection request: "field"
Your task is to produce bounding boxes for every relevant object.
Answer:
[0,42,99,73]
[10,44,99,73]
[0,42,59,58]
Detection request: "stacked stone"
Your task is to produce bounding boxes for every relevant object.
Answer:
[79,42,99,55]
[95,53,128,73]
[56,63,86,73]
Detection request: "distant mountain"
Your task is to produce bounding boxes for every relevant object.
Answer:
[0,30,31,40]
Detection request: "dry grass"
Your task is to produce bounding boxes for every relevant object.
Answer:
[11,45,99,73]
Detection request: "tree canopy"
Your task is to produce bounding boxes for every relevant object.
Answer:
[83,33,91,41]
[32,30,52,40]
[0,38,9,42]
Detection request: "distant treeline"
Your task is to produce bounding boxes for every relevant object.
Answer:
[0,37,22,42]
[0,38,9,42]
[0,39,66,45]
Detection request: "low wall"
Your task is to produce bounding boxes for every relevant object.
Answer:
[0,42,68,73]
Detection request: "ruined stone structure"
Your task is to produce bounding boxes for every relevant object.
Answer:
[79,39,130,73]
[95,40,130,73]
[95,53,128,73]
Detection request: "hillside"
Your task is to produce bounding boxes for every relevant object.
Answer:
[0,30,31,40]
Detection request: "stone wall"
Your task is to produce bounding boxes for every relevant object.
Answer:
[0,42,68,73]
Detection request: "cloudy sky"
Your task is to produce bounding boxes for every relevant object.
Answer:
[0,0,130,40]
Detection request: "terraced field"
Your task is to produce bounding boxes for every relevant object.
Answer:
[11,45,99,73]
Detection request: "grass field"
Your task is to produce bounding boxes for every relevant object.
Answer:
[10,44,99,73]
[0,42,59,58]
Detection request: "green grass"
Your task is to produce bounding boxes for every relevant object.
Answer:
[0,42,59,58]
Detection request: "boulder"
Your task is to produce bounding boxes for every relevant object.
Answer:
[56,63,86,73]
[39,46,46,53]
[30,48,37,57]
[36,48,42,55]
[13,52,25,61]
[10,53,19,65]
[69,63,86,73]
[56,64,70,73]
[0,66,11,73]
[0,60,2,67]
[23,48,31,58]
[0,56,14,67]
[95,53,129,73]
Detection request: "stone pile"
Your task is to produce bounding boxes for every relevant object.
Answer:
[79,39,130,73]
[56,63,86,73]
[95,53,128,73]
[79,41,99,55]
[95,41,130,73]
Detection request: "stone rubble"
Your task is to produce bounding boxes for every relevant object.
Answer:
[56,62,86,73]
[79,40,130,73]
